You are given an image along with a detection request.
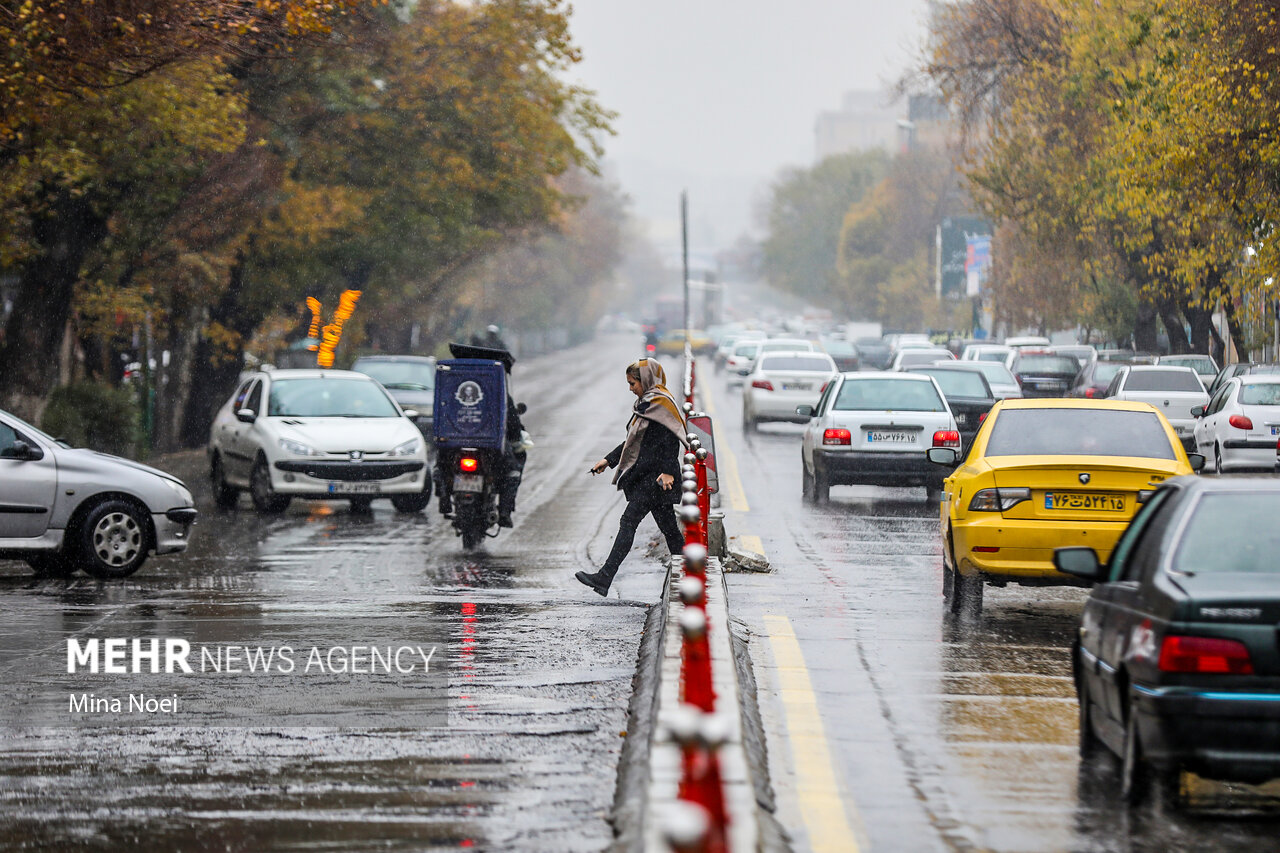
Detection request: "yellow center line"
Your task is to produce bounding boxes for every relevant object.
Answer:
[764,614,862,853]
[698,373,750,512]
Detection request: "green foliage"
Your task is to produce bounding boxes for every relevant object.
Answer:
[40,383,141,457]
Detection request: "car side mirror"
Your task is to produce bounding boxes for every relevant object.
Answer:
[1053,546,1105,582]
[2,440,42,461]
[1190,405,1205,417]
[926,447,958,466]
[235,408,257,424]
[516,402,528,415]
[795,405,815,418]
[1187,452,1205,472]
[402,409,419,419]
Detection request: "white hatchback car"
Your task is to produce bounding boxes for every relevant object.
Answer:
[208,369,431,513]
[1192,375,1280,473]
[798,373,959,502]
[741,351,838,430]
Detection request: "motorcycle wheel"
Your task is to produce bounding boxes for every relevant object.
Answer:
[461,527,483,551]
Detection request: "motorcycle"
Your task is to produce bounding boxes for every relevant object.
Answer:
[433,343,524,550]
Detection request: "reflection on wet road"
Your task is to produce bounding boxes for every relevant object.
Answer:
[0,336,664,851]
[706,366,1280,853]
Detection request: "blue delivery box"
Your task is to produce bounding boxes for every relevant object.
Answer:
[433,359,507,450]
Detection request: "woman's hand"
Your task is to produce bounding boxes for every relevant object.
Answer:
[589,458,609,475]
[657,473,674,490]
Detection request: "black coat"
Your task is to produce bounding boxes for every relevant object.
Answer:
[605,405,683,504]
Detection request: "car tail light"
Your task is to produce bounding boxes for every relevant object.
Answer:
[1229,414,1254,430]
[978,412,988,424]
[1084,387,1096,398]
[933,430,961,448]
[459,457,479,473]
[646,344,656,354]
[823,428,852,445]
[752,379,774,391]
[1158,635,1254,674]
[968,487,1031,512]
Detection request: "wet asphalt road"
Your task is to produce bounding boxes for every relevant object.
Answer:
[0,335,666,852]
[703,363,1280,852]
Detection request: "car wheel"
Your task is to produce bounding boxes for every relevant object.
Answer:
[1120,709,1151,805]
[950,568,983,617]
[743,403,757,432]
[942,534,955,603]
[1214,444,1223,475]
[210,454,239,509]
[349,497,374,513]
[1076,654,1101,758]
[250,456,291,514]
[26,552,77,577]
[391,478,433,513]
[801,454,815,503]
[77,499,150,579]
[813,461,830,503]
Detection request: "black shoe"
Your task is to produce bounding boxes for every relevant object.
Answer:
[438,496,452,516]
[575,570,609,596]
[498,511,513,528]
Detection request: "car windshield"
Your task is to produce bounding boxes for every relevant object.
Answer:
[761,356,834,372]
[733,343,759,358]
[1163,356,1215,373]
[1094,362,1124,384]
[821,340,856,355]
[984,408,1176,458]
[1172,492,1280,574]
[899,350,948,367]
[970,362,1016,385]
[268,378,401,417]
[1239,383,1280,405]
[919,370,989,398]
[1124,370,1203,392]
[976,350,1010,362]
[1016,355,1078,374]
[833,379,945,412]
[761,341,811,352]
[353,361,435,391]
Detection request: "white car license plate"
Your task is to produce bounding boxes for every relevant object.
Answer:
[782,383,812,391]
[867,431,915,443]
[327,482,381,494]
[454,474,484,492]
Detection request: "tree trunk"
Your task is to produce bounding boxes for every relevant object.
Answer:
[1157,296,1190,353]
[1183,301,1215,356]
[1134,297,1159,352]
[0,192,107,421]
[155,304,207,452]
[180,259,255,448]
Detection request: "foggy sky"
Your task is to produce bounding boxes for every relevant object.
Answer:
[566,0,933,253]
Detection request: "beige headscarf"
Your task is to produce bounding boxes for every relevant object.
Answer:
[613,359,689,485]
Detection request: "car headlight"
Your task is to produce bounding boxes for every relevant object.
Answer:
[393,438,422,457]
[279,438,323,456]
[163,479,193,505]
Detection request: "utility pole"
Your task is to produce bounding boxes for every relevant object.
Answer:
[682,190,690,346]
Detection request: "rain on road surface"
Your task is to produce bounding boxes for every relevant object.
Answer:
[0,335,666,852]
[702,362,1280,852]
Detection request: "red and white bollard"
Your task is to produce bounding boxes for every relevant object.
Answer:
[664,703,730,853]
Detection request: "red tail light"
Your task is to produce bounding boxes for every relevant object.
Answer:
[1229,414,1254,430]
[751,380,774,391]
[1158,635,1254,674]
[933,430,961,448]
[978,412,988,423]
[1084,387,1096,398]
[822,428,851,445]
[646,344,656,354]
[459,457,479,473]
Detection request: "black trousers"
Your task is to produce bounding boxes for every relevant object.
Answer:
[599,486,684,580]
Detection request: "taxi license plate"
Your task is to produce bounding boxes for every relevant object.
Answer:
[782,383,812,391]
[327,482,381,494]
[867,431,915,443]
[454,474,484,492]
[1044,492,1124,511]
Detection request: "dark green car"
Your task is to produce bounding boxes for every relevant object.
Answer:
[1056,475,1280,808]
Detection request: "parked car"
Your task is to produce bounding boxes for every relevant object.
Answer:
[742,351,838,431]
[0,408,197,578]
[1191,375,1280,473]
[818,337,860,372]
[1056,476,1280,807]
[1010,351,1080,397]
[1105,365,1209,451]
[928,398,1204,616]
[1069,358,1128,399]
[1156,353,1219,389]
[963,361,1022,399]
[350,355,437,448]
[911,364,997,454]
[890,348,955,371]
[798,373,958,503]
[853,336,893,370]
[208,369,431,514]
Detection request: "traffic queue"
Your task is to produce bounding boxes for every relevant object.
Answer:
[709,320,1280,811]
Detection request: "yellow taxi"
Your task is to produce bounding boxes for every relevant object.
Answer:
[656,329,715,356]
[927,398,1204,615]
